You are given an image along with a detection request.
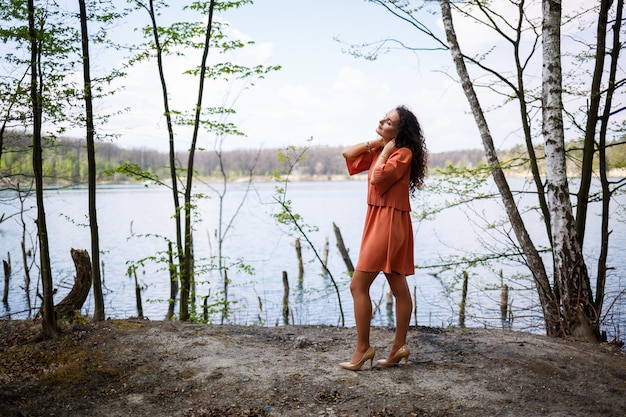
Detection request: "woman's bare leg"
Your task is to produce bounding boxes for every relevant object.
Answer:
[385,272,412,359]
[348,270,378,363]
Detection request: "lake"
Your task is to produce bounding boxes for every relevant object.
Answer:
[0,178,624,340]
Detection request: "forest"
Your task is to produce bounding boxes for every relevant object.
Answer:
[2,132,625,185]
[1,132,487,184]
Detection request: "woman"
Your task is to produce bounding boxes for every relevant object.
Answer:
[339,105,427,371]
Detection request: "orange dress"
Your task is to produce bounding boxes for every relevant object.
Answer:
[346,147,415,276]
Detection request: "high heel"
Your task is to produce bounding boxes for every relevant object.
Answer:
[338,346,375,371]
[376,344,410,367]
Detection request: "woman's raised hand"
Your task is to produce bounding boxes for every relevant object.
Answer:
[372,138,385,148]
[384,139,396,152]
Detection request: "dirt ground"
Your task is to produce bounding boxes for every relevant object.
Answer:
[0,319,625,417]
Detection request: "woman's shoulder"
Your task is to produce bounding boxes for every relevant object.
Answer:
[394,147,413,159]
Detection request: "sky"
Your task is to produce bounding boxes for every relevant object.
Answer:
[67,0,594,155]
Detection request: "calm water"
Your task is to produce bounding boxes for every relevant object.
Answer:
[0,179,624,339]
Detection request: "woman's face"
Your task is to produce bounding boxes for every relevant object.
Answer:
[376,110,399,141]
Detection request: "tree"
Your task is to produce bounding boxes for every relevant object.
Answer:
[132,0,185,320]
[539,0,595,337]
[78,0,105,321]
[357,0,625,339]
[180,0,216,322]
[28,0,56,338]
[127,0,279,321]
[575,0,624,321]
[437,0,561,335]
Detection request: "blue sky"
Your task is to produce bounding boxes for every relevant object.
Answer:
[78,0,592,154]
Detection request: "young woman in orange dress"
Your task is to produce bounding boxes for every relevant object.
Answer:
[339,105,427,370]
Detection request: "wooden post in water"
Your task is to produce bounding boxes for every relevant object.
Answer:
[130,267,143,319]
[459,271,468,327]
[500,285,509,322]
[385,287,394,325]
[2,255,10,304]
[282,271,289,325]
[203,295,209,322]
[321,236,329,276]
[385,284,394,324]
[333,222,354,276]
[500,284,509,328]
[413,285,418,326]
[257,295,265,325]
[295,238,304,286]
[20,241,32,314]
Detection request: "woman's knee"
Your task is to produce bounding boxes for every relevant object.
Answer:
[386,273,408,291]
[350,279,368,296]
[394,288,412,304]
[350,271,376,295]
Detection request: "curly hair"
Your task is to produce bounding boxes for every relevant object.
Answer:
[393,105,428,195]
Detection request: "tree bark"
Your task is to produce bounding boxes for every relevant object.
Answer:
[78,0,104,321]
[542,0,596,338]
[575,0,612,246]
[28,0,57,339]
[594,0,623,318]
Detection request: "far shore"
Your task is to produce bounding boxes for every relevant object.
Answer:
[3,169,625,189]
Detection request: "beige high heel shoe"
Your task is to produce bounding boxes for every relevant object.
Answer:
[338,346,375,371]
[376,344,410,367]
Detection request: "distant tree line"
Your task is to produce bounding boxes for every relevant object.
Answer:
[0,132,486,184]
[2,132,625,186]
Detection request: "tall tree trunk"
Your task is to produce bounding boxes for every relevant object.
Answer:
[78,0,104,321]
[595,0,623,317]
[181,0,216,321]
[28,0,57,338]
[541,0,596,338]
[575,0,612,246]
[439,0,561,335]
[143,0,184,319]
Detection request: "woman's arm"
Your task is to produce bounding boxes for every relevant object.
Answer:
[370,139,396,184]
[342,138,384,160]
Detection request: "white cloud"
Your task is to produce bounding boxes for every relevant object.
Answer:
[332,67,368,91]
[278,85,319,106]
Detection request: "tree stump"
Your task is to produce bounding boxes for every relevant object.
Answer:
[54,248,92,318]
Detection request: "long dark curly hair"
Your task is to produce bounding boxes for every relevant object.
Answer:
[394,105,428,195]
